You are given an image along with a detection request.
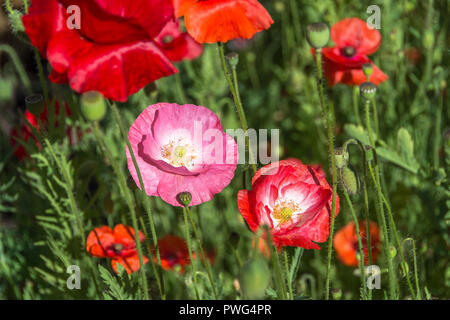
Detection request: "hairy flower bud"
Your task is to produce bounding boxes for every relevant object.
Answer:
[335,147,349,169]
[340,166,359,195]
[306,23,330,49]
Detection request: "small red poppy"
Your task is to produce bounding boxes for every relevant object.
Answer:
[173,0,274,43]
[333,220,380,267]
[237,159,340,249]
[155,235,191,272]
[86,224,148,274]
[320,18,388,86]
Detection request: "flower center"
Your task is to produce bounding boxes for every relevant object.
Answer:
[162,35,173,44]
[271,200,303,227]
[273,207,293,224]
[161,138,196,168]
[342,46,356,57]
[113,243,124,254]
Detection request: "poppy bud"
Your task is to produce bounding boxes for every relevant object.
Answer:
[360,82,377,100]
[177,192,192,207]
[229,232,240,249]
[335,147,349,169]
[240,257,270,299]
[339,166,359,195]
[389,246,397,258]
[306,23,330,49]
[8,10,25,33]
[362,63,373,80]
[81,91,107,122]
[25,94,45,116]
[226,52,239,68]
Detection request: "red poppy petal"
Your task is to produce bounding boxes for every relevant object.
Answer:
[58,0,173,41]
[331,18,381,56]
[111,254,148,274]
[65,41,177,102]
[113,224,145,247]
[237,190,259,231]
[182,0,274,43]
[86,226,114,258]
[22,0,66,56]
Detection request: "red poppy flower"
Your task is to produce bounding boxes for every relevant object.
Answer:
[86,224,148,274]
[10,101,79,160]
[155,235,191,272]
[155,19,203,62]
[237,159,340,249]
[333,220,380,267]
[320,18,388,86]
[22,0,178,102]
[173,0,274,43]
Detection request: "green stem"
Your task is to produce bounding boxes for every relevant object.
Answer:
[185,206,218,299]
[92,122,161,300]
[109,102,164,300]
[283,250,294,299]
[432,90,443,168]
[342,189,366,297]
[314,48,338,300]
[371,98,379,137]
[403,238,422,299]
[0,44,32,94]
[183,207,200,299]
[352,86,362,125]
[381,193,416,299]
[32,48,49,105]
[217,42,257,174]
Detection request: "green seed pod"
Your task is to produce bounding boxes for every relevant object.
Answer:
[240,258,271,299]
[389,246,397,258]
[362,63,373,80]
[25,94,45,116]
[360,82,377,100]
[81,91,107,122]
[306,23,330,49]
[177,192,192,207]
[334,147,349,169]
[226,52,239,68]
[340,166,359,195]
[332,288,342,300]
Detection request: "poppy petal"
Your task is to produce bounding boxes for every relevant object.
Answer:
[331,18,381,56]
[111,254,148,274]
[86,226,114,258]
[180,0,274,43]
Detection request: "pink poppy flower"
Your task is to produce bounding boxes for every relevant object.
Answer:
[127,103,238,207]
[237,159,340,249]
